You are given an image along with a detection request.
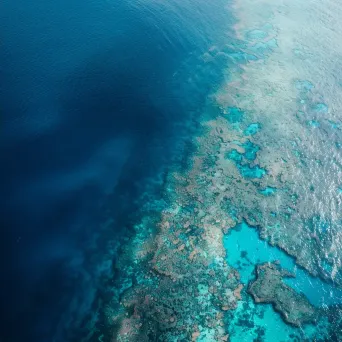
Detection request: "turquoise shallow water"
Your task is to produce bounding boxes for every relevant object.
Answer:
[224,222,342,340]
[224,222,342,306]
[225,290,330,342]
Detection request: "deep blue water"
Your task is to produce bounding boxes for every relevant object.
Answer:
[1,0,232,341]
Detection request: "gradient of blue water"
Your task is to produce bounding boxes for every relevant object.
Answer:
[1,0,233,340]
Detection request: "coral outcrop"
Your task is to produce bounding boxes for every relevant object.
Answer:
[248,262,317,326]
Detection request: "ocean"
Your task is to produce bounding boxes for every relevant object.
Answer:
[1,0,231,341]
[2,0,342,341]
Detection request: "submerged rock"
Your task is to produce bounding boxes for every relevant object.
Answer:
[248,262,317,327]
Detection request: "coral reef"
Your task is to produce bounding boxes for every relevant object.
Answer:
[248,262,317,326]
[217,0,342,288]
[107,161,243,341]
[80,0,342,340]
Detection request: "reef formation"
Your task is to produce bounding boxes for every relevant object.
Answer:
[248,262,316,327]
[83,0,342,340]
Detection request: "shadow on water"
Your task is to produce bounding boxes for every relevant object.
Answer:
[1,53,172,341]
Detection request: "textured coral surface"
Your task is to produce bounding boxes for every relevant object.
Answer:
[248,262,316,326]
[82,0,342,340]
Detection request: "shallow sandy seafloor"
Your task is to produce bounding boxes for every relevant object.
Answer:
[90,0,342,341]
